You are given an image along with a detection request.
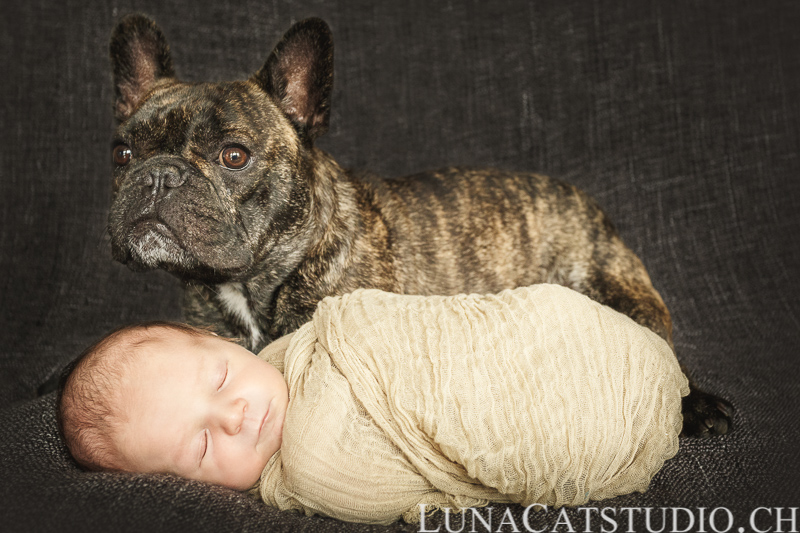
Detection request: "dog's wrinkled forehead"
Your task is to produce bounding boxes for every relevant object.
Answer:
[118,81,280,157]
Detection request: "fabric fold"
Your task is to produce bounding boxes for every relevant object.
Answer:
[257,284,689,524]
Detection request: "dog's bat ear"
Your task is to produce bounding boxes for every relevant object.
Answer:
[110,14,175,122]
[255,18,333,144]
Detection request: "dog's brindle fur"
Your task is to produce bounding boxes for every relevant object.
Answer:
[107,15,731,437]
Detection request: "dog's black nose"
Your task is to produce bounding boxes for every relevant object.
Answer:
[144,166,186,192]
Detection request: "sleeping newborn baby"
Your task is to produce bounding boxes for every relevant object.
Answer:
[57,285,689,525]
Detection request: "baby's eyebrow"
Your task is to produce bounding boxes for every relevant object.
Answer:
[168,353,212,473]
[194,349,216,388]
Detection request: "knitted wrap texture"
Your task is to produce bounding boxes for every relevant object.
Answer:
[257,285,689,524]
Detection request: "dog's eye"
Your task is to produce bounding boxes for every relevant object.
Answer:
[112,144,132,166]
[219,146,250,170]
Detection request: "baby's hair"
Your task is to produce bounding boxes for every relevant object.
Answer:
[56,321,217,472]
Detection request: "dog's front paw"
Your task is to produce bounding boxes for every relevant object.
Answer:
[680,389,733,438]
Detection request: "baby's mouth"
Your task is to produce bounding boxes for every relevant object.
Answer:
[257,400,272,441]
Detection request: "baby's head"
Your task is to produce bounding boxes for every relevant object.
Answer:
[57,321,288,490]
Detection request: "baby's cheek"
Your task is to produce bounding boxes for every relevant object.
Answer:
[215,445,264,490]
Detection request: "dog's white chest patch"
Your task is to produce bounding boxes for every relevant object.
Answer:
[216,282,262,350]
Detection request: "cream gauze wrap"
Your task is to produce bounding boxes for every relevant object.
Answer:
[255,284,689,524]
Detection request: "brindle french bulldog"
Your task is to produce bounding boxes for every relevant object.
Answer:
[106,14,731,437]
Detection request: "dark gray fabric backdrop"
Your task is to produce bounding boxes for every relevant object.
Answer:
[1,0,798,531]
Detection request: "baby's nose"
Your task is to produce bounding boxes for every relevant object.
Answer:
[220,398,247,435]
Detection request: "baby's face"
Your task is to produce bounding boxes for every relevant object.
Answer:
[114,330,288,490]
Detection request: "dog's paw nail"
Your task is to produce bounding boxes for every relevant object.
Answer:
[716,400,732,418]
[681,390,733,438]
